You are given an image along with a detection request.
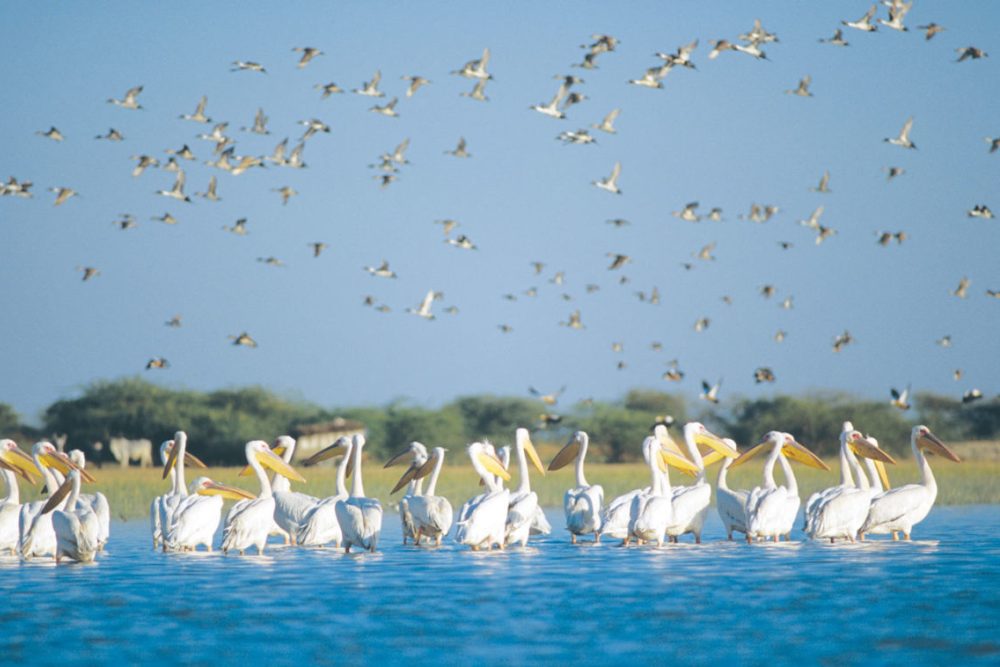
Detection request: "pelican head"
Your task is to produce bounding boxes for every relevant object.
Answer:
[0,439,40,483]
[846,431,897,464]
[302,436,351,466]
[653,424,700,474]
[272,435,296,460]
[34,440,95,482]
[684,422,737,458]
[243,440,306,482]
[912,425,960,462]
[384,441,429,468]
[468,441,511,482]
[190,476,256,501]
[162,432,207,479]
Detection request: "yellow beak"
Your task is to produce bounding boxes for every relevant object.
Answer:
[874,460,891,490]
[257,447,306,483]
[781,438,830,471]
[477,451,511,482]
[659,448,700,475]
[918,431,961,463]
[301,438,350,467]
[523,435,545,476]
[198,481,257,501]
[849,437,897,464]
[42,451,96,483]
[0,445,41,484]
[383,448,413,468]
[694,430,738,459]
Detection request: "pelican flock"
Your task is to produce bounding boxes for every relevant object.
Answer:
[0,416,972,564]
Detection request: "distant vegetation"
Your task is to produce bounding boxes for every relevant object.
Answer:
[1,378,996,465]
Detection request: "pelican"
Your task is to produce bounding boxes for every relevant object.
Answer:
[334,435,382,553]
[392,447,454,546]
[222,441,305,555]
[716,439,750,540]
[548,431,603,543]
[860,426,960,540]
[67,449,110,551]
[166,477,256,552]
[454,442,511,550]
[805,428,896,542]
[36,470,100,563]
[269,436,319,545]
[664,423,738,543]
[504,428,546,547]
[592,162,622,194]
[155,432,207,551]
[297,437,353,548]
[803,422,863,533]
[20,441,93,559]
[384,441,430,544]
[630,437,675,547]
[499,443,550,537]
[733,432,829,542]
[1,441,40,554]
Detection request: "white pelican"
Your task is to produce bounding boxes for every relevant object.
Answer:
[548,430,604,544]
[806,430,896,542]
[68,449,111,551]
[297,437,353,547]
[498,444,550,537]
[860,425,960,540]
[391,446,454,546]
[335,434,382,553]
[269,436,319,545]
[733,432,829,542]
[1,440,40,554]
[166,477,256,551]
[20,441,93,559]
[151,439,175,549]
[156,432,207,551]
[664,423,737,543]
[37,469,101,563]
[598,430,698,544]
[384,442,429,544]
[630,437,674,546]
[454,442,511,550]
[716,439,750,540]
[803,423,858,534]
[222,440,305,555]
[504,428,546,547]
[856,435,892,540]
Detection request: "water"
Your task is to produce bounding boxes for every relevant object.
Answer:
[3,506,998,666]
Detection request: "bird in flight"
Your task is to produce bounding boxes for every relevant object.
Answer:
[107,85,143,109]
[293,46,323,68]
[229,332,258,348]
[592,162,622,194]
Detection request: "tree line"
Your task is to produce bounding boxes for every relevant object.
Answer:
[1,378,996,465]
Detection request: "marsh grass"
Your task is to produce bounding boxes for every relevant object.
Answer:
[19,454,998,520]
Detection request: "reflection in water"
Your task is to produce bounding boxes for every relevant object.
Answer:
[0,506,996,664]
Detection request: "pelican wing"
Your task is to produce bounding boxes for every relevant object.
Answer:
[861,484,928,532]
[168,495,223,549]
[336,497,382,551]
[273,491,320,536]
[297,496,344,546]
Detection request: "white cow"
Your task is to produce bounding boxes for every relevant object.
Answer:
[108,438,154,467]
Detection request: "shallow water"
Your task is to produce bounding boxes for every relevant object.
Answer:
[3,505,998,666]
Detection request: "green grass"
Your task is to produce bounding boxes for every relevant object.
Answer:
[19,456,998,521]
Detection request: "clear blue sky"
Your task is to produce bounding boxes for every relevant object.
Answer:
[1,1,997,425]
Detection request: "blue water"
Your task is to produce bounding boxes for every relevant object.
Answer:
[3,506,998,666]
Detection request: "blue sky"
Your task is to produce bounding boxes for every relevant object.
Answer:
[1,1,997,424]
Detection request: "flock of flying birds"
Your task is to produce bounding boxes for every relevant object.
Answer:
[3,2,996,414]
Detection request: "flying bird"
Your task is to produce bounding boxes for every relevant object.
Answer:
[223,218,248,235]
[231,61,266,73]
[754,367,776,384]
[967,205,994,219]
[315,82,344,98]
[819,29,849,46]
[354,70,384,97]
[365,260,397,279]
[49,187,78,206]
[401,75,430,97]
[785,75,813,97]
[956,46,988,62]
[700,379,722,404]
[272,186,298,205]
[36,126,64,141]
[77,266,100,282]
[592,108,620,134]
[309,242,328,258]
[95,128,124,141]
[146,358,170,370]
[606,253,631,270]
[962,389,984,404]
[811,171,831,193]
[292,46,323,68]
[446,137,471,158]
[560,310,584,330]
[843,4,878,32]
[179,96,211,123]
[107,85,143,109]
[890,385,912,410]
[406,290,438,320]
[229,332,258,348]
[952,277,970,298]
[452,48,492,80]
[460,78,490,102]
[529,386,566,406]
[884,117,916,149]
[917,23,945,40]
[369,97,399,118]
[195,176,220,201]
[592,162,622,194]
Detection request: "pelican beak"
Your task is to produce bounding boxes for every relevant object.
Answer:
[781,438,831,471]
[383,448,413,468]
[731,440,768,468]
[524,435,546,476]
[272,445,287,458]
[659,448,700,476]
[42,451,96,483]
[257,447,306,483]
[301,438,350,467]
[694,429,737,458]
[184,451,208,468]
[0,445,41,484]
[390,464,420,494]
[875,461,891,490]
[414,456,436,479]
[849,436,897,464]
[917,431,961,463]
[40,474,75,515]
[198,481,257,501]
[162,440,179,479]
[477,451,511,482]
[548,436,580,471]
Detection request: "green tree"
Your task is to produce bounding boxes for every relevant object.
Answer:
[0,403,20,434]
[451,395,539,442]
